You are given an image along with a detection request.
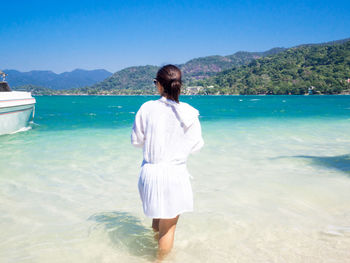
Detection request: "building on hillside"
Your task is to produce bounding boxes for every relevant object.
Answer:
[308,86,315,95]
[184,86,204,95]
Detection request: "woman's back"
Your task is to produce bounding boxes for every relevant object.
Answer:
[131,96,204,165]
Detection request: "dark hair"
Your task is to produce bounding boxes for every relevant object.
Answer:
[156,64,182,103]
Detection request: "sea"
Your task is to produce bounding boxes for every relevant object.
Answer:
[1,95,350,263]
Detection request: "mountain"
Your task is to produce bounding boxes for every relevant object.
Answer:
[182,47,286,84]
[4,69,112,90]
[295,38,350,48]
[89,47,287,93]
[90,38,350,94]
[8,37,350,95]
[89,65,159,94]
[196,40,350,95]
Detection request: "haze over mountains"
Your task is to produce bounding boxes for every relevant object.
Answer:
[4,69,112,90]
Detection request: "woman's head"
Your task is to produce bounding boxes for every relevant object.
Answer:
[155,64,182,103]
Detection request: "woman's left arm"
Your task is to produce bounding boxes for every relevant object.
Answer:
[186,117,204,154]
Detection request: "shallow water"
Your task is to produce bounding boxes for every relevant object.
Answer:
[1,95,350,262]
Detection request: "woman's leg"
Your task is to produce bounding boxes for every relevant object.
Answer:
[152,218,160,241]
[152,218,160,232]
[157,215,180,260]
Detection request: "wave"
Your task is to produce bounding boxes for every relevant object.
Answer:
[108,105,123,108]
[9,121,39,135]
[10,126,32,134]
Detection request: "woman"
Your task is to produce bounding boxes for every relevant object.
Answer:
[131,64,204,259]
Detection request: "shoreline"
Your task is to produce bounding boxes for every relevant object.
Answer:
[31,94,350,96]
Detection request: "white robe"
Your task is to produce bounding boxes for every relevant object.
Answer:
[131,96,204,218]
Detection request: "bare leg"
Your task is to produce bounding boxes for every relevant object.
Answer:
[152,218,160,232]
[152,218,160,241]
[157,215,180,261]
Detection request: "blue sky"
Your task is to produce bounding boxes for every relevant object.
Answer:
[0,0,349,73]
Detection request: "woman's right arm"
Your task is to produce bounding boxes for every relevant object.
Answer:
[131,107,145,148]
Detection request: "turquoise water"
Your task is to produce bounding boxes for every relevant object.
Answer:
[1,95,350,262]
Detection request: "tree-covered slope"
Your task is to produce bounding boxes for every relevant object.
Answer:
[90,65,159,94]
[180,48,286,83]
[196,40,350,95]
[90,48,286,93]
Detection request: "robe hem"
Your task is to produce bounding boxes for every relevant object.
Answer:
[142,209,193,219]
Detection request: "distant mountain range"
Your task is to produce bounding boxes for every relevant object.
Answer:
[87,39,349,94]
[89,47,287,93]
[86,37,350,95]
[5,37,350,95]
[3,47,286,92]
[4,69,112,90]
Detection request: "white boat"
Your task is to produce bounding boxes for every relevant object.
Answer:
[0,71,36,135]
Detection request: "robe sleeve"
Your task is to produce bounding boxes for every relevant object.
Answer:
[131,107,145,148]
[186,117,204,154]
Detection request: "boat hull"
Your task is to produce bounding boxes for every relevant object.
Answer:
[0,90,36,135]
[0,103,35,135]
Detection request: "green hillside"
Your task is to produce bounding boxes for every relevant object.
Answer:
[88,65,159,94]
[181,48,286,84]
[83,48,285,94]
[196,40,350,95]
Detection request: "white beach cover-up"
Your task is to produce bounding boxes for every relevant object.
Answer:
[131,96,204,219]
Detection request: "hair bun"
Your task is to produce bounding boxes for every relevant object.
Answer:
[170,79,181,88]
[170,78,181,84]
[156,64,182,103]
